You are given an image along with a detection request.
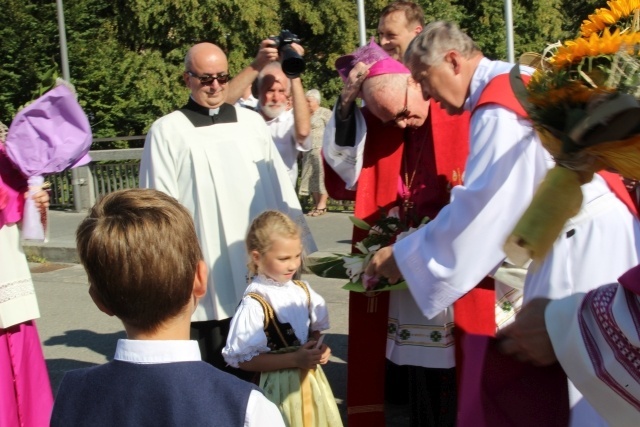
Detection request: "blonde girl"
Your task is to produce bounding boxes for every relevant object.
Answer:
[222,211,343,426]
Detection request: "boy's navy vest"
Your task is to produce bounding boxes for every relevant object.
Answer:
[51,360,259,427]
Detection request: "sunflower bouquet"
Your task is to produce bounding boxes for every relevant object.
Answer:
[504,0,640,266]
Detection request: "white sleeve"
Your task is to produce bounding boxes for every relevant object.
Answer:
[244,390,285,427]
[394,106,550,319]
[321,103,368,190]
[139,121,179,197]
[306,281,330,332]
[296,134,312,152]
[222,298,270,368]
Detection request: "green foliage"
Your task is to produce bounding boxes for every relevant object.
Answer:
[0,0,610,142]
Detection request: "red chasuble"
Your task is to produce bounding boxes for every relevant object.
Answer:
[325,102,470,426]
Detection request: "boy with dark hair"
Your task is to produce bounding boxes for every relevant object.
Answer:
[50,188,284,427]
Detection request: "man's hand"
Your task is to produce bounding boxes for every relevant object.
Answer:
[251,39,279,71]
[338,62,372,120]
[497,298,557,366]
[364,246,402,284]
[286,43,305,62]
[29,189,50,215]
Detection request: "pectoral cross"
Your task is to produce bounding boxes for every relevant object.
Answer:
[402,197,414,213]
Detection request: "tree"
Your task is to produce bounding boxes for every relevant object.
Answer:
[0,0,612,144]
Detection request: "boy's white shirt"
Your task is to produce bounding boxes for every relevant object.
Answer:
[114,339,285,427]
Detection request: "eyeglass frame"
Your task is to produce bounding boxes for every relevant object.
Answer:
[383,80,410,126]
[186,70,231,85]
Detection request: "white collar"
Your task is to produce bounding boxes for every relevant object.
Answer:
[255,274,288,287]
[113,339,202,364]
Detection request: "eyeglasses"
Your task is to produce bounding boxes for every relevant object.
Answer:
[186,71,230,85]
[383,82,410,126]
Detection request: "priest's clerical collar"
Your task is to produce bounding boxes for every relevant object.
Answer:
[179,97,238,127]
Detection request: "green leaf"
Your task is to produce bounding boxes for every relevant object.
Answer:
[342,280,408,293]
[306,256,349,279]
[349,216,371,231]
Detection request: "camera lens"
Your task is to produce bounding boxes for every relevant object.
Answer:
[280,45,305,77]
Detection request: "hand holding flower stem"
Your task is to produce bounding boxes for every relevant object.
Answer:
[364,246,402,285]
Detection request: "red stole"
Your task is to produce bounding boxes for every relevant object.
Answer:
[334,103,470,426]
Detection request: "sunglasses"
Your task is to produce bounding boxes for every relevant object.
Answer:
[186,71,230,85]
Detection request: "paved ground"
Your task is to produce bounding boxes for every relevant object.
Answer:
[29,209,410,426]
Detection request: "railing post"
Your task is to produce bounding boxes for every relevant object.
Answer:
[73,165,95,211]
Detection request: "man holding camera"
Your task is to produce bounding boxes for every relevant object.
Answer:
[139,42,316,376]
[228,33,311,189]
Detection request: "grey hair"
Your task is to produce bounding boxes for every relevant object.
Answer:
[305,89,321,103]
[257,62,291,94]
[404,21,480,69]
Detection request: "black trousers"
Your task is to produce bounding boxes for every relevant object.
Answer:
[190,318,255,383]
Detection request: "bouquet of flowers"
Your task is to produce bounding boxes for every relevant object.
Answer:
[308,208,429,292]
[504,0,640,266]
[4,79,92,241]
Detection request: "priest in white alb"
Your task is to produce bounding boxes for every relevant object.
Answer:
[139,43,316,377]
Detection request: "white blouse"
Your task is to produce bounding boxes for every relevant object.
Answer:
[222,275,330,368]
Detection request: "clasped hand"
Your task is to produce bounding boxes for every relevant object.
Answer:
[29,189,50,215]
[295,340,331,370]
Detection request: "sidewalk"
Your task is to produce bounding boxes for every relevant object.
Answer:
[28,209,410,426]
[23,209,355,264]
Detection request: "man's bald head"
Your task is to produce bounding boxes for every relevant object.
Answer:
[183,43,229,109]
[184,43,226,71]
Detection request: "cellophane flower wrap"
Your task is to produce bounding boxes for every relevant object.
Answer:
[307,208,429,292]
[4,80,92,241]
[504,1,640,266]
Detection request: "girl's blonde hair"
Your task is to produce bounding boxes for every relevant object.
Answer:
[246,210,302,277]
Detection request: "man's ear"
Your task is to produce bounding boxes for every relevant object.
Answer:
[193,260,208,300]
[445,51,463,75]
[182,72,190,87]
[88,285,114,317]
[413,25,423,36]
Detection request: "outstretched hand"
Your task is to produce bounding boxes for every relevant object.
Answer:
[364,246,402,284]
[497,298,557,366]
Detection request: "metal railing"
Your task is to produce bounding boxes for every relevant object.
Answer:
[46,143,353,212]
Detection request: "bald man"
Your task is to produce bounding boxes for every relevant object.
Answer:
[140,43,316,376]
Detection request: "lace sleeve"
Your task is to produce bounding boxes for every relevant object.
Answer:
[221,297,270,368]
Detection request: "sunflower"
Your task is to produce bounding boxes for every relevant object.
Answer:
[505,0,640,266]
[552,28,640,70]
[580,0,640,37]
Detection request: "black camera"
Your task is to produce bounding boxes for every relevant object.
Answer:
[269,30,305,77]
